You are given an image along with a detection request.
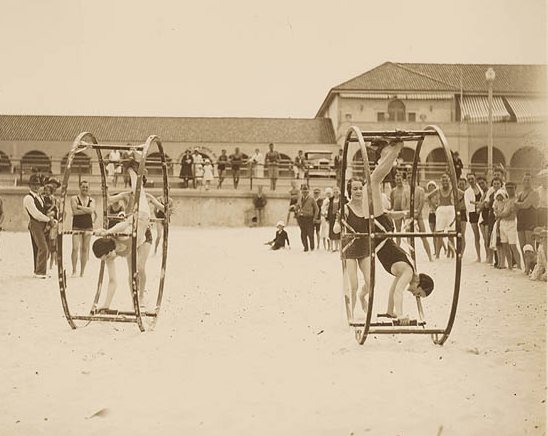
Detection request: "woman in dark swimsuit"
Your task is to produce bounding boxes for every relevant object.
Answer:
[71,180,95,277]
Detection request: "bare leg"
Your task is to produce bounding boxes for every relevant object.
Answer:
[460,221,467,257]
[356,257,371,314]
[71,234,81,276]
[417,219,433,261]
[510,244,521,270]
[346,259,359,319]
[154,221,163,255]
[80,233,91,276]
[501,243,511,269]
[471,223,481,262]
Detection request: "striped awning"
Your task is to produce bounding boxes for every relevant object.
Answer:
[460,96,512,123]
[505,97,548,123]
[340,93,453,100]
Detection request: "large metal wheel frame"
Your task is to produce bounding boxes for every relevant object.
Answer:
[57,132,170,332]
[339,125,462,345]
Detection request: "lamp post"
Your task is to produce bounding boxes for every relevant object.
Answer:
[485,68,496,179]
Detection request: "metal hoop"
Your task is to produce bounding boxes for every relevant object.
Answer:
[339,126,463,345]
[57,133,170,332]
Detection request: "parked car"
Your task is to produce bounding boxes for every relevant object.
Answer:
[304,150,335,178]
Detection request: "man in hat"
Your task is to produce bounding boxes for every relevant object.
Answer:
[295,184,319,251]
[23,174,55,278]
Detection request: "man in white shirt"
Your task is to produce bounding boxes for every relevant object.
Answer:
[464,173,484,262]
[23,175,55,278]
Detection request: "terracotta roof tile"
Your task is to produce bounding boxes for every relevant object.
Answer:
[0,116,336,144]
[333,62,546,94]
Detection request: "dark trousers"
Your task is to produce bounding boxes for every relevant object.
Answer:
[29,220,48,275]
[298,216,315,251]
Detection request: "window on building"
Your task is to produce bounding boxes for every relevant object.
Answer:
[388,99,406,121]
[377,112,385,122]
[408,112,416,122]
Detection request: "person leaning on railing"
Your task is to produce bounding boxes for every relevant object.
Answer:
[265,143,280,191]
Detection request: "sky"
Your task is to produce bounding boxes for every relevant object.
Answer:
[0,0,546,118]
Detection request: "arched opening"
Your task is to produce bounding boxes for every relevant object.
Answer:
[351,148,379,179]
[0,150,12,173]
[400,147,418,164]
[425,148,449,181]
[388,99,406,122]
[510,146,546,182]
[61,152,92,175]
[146,152,173,176]
[470,146,506,177]
[21,150,52,175]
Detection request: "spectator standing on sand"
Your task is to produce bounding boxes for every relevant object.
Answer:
[23,174,55,279]
[265,143,280,191]
[327,186,341,252]
[313,188,323,248]
[295,184,319,252]
[515,172,539,256]
[70,180,96,277]
[464,173,484,262]
[320,187,333,251]
[403,181,433,262]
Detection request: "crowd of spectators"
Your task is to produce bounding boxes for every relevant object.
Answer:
[264,158,547,283]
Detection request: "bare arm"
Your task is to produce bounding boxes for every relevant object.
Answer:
[370,142,403,216]
[146,193,165,211]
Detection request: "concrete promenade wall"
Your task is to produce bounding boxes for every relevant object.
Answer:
[0,187,294,232]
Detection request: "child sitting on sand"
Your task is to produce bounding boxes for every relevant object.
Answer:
[265,221,290,250]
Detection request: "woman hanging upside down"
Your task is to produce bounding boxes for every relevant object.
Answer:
[91,153,166,311]
[335,139,434,324]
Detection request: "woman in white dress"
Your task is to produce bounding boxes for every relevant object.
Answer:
[202,159,214,190]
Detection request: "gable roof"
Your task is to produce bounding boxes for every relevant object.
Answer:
[0,115,336,144]
[317,61,547,116]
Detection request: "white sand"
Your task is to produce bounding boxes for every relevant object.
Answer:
[0,227,545,436]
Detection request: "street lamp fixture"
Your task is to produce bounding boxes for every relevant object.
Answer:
[485,68,496,179]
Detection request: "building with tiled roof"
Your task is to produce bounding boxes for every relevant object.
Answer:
[316,62,547,179]
[0,116,336,177]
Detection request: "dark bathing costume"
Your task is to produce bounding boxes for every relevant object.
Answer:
[72,196,93,230]
[343,208,414,275]
[516,190,537,231]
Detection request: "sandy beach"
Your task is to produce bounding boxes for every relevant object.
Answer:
[0,226,545,436]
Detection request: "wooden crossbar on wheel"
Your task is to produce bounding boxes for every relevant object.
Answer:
[339,125,462,345]
[57,132,170,332]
